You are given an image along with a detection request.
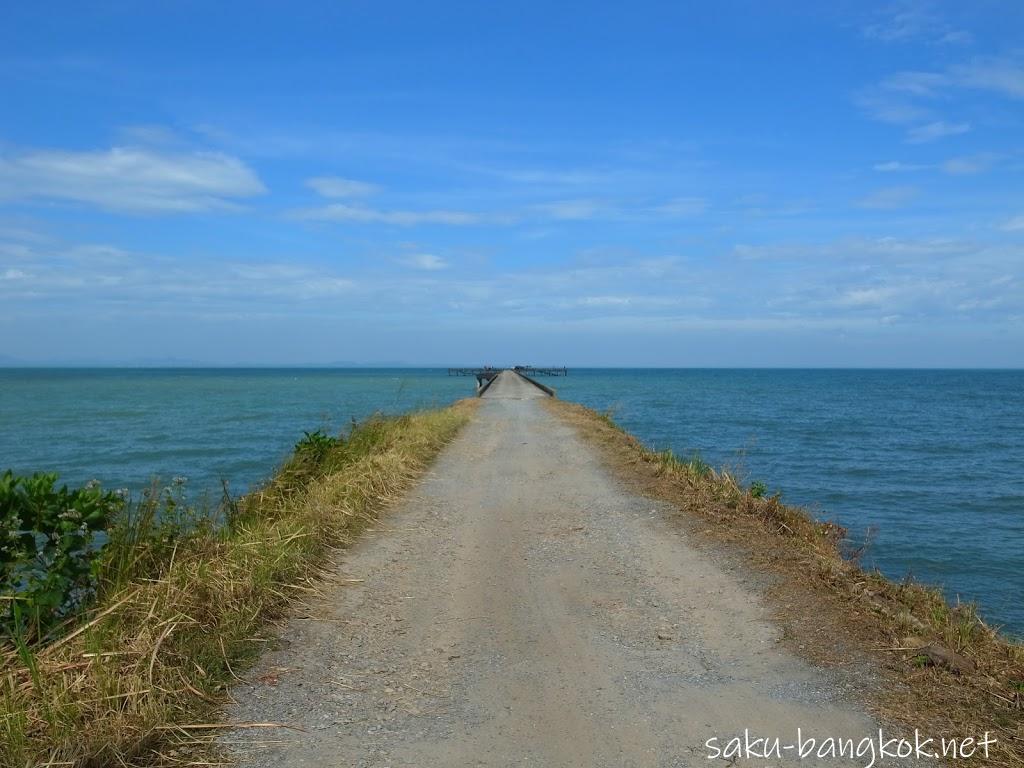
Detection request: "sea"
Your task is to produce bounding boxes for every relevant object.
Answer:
[1,368,1021,637]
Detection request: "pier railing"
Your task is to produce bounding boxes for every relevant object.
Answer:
[447,367,568,377]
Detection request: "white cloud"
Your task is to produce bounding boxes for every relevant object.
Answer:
[728,237,968,263]
[305,176,379,198]
[862,1,973,45]
[0,146,265,212]
[654,197,707,217]
[530,197,707,222]
[1001,215,1024,232]
[533,199,604,221]
[881,70,948,97]
[873,160,931,172]
[749,240,1023,326]
[950,58,1024,100]
[858,56,1024,139]
[5,229,1022,358]
[488,168,608,185]
[874,57,1024,103]
[294,203,483,226]
[937,30,973,45]
[295,194,713,227]
[856,186,919,210]
[906,120,970,143]
[737,197,817,218]
[574,295,633,307]
[834,286,901,308]
[0,237,355,305]
[854,90,932,125]
[402,253,449,271]
[941,154,997,175]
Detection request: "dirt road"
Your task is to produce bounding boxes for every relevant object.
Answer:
[225,372,896,766]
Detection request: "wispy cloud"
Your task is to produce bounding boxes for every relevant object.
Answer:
[875,57,1024,102]
[483,167,609,186]
[880,70,949,97]
[730,237,1023,328]
[0,236,355,306]
[293,193,710,228]
[873,160,931,172]
[856,186,920,209]
[854,89,932,125]
[530,196,708,222]
[532,199,606,221]
[293,203,486,226]
[950,57,1024,100]
[906,120,970,143]
[0,146,265,213]
[571,295,634,307]
[858,55,1024,142]
[654,197,707,218]
[862,0,973,45]
[832,285,902,308]
[5,229,1021,361]
[305,176,380,198]
[873,155,998,175]
[941,153,998,175]
[1001,215,1024,232]
[401,253,449,271]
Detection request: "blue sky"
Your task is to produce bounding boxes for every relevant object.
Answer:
[1,1,1022,366]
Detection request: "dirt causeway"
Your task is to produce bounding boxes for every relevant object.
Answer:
[224,371,903,767]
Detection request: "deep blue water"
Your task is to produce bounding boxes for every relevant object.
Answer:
[1,368,1021,637]
[553,369,1024,638]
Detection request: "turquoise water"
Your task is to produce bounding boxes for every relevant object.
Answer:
[1,368,1021,637]
[0,369,467,501]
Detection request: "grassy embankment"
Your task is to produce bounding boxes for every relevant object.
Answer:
[0,399,476,768]
[549,398,1024,768]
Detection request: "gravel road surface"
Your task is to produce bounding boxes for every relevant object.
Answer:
[224,371,898,766]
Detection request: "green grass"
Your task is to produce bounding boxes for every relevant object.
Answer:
[0,400,475,768]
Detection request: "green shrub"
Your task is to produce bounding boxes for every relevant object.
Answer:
[295,429,339,461]
[0,470,124,637]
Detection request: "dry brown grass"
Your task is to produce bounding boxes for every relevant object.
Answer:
[0,399,476,768]
[548,398,1024,767]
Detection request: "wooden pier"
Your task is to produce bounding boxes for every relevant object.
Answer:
[447,366,568,377]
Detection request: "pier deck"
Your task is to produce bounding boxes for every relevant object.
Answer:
[448,366,567,377]
[225,377,893,766]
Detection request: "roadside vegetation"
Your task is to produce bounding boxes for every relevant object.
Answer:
[549,399,1024,768]
[0,399,475,767]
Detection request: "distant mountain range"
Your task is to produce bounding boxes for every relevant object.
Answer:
[0,355,420,368]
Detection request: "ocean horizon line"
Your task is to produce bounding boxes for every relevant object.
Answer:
[2,364,1023,372]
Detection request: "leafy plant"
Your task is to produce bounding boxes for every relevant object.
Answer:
[295,429,339,462]
[749,480,768,499]
[0,470,124,636]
